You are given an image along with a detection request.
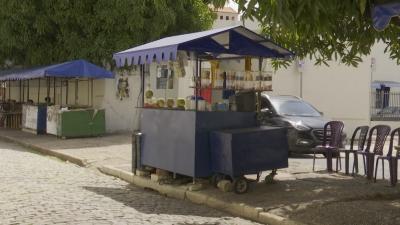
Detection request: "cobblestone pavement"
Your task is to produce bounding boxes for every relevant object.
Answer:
[0,140,259,225]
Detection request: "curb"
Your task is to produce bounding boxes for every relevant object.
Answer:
[0,134,88,167]
[99,165,306,225]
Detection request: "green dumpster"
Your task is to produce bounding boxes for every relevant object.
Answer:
[57,109,106,138]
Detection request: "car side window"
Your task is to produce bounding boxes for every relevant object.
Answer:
[260,97,272,111]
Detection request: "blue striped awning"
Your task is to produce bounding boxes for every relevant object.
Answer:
[113,25,294,67]
[372,2,400,31]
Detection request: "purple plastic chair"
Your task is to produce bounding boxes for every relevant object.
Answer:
[312,121,345,172]
[374,127,400,183]
[356,125,390,179]
[338,126,369,175]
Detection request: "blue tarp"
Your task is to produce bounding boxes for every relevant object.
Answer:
[372,2,400,31]
[0,59,113,81]
[113,25,294,67]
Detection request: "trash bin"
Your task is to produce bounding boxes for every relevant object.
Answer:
[132,131,143,174]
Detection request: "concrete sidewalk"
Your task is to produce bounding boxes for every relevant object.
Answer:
[0,128,132,169]
[1,128,399,225]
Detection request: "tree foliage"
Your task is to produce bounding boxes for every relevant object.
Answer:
[211,0,400,66]
[0,0,214,68]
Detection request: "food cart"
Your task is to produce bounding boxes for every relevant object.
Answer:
[113,25,294,193]
[0,60,113,137]
[0,77,24,129]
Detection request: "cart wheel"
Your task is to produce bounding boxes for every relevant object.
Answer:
[211,174,225,188]
[264,169,278,184]
[256,172,262,182]
[233,177,248,194]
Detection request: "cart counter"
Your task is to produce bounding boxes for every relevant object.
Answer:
[140,108,258,178]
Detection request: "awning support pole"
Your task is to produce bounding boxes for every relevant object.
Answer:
[257,57,262,114]
[75,79,78,105]
[37,78,40,103]
[27,79,30,101]
[87,79,90,106]
[53,77,56,105]
[195,55,199,111]
[141,65,145,107]
[20,80,23,103]
[46,77,50,103]
[60,79,63,106]
[91,78,94,107]
[8,79,11,101]
[2,82,5,102]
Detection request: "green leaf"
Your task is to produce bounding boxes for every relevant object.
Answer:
[358,0,367,15]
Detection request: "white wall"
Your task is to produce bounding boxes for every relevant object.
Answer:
[213,12,240,28]
[272,42,400,135]
[370,42,400,82]
[101,69,141,133]
[242,18,261,33]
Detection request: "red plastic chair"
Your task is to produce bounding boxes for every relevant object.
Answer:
[338,126,369,175]
[356,125,390,179]
[312,121,344,172]
[374,127,400,183]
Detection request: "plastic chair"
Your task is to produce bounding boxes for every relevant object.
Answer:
[374,127,400,183]
[356,125,390,178]
[312,121,344,172]
[338,126,369,175]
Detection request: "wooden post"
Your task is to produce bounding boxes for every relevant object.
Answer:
[75,79,78,105]
[66,80,69,105]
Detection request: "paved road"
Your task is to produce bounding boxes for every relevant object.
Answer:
[0,140,258,225]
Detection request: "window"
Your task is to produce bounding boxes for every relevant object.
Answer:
[232,16,235,20]
[220,15,223,20]
[226,16,229,20]
[156,65,174,89]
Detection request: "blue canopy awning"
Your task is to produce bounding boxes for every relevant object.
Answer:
[0,59,114,81]
[372,2,400,31]
[371,80,400,88]
[113,25,294,67]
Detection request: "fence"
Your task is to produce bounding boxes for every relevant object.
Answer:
[371,91,400,121]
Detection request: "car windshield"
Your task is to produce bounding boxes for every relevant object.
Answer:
[270,99,321,117]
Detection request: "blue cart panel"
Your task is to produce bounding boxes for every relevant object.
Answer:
[140,109,257,177]
[210,126,288,178]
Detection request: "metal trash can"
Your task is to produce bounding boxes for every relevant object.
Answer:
[132,131,143,174]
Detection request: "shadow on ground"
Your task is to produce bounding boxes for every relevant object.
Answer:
[202,173,400,225]
[82,185,229,219]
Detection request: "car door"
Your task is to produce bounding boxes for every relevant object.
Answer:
[260,96,279,126]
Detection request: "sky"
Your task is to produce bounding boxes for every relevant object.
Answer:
[227,0,239,11]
